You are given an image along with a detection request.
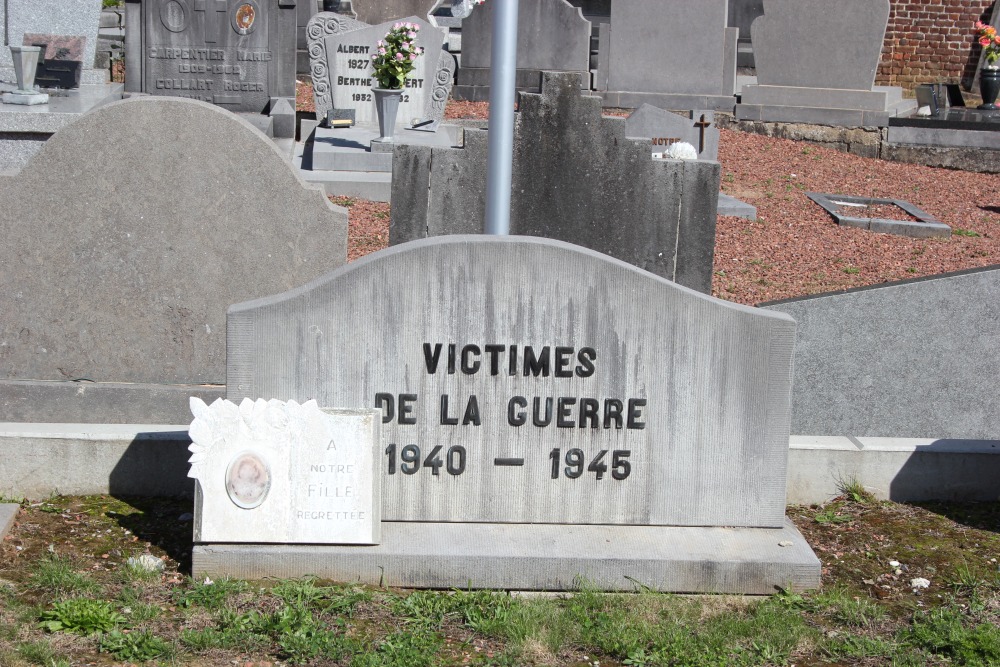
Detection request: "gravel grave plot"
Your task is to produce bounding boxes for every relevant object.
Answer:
[298,89,999,306]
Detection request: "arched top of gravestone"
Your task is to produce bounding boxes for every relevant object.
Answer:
[751,0,889,90]
[460,0,590,71]
[350,0,438,24]
[228,235,796,528]
[0,96,348,386]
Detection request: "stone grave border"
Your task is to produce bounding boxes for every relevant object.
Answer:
[805,192,950,239]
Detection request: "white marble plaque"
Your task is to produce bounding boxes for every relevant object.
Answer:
[188,398,380,544]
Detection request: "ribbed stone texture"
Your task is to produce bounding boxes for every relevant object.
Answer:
[228,236,796,529]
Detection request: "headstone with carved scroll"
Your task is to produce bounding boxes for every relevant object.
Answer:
[306,12,454,127]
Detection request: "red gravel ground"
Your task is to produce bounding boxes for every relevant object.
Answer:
[304,89,999,306]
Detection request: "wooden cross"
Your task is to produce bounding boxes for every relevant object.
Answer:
[693,113,712,155]
[194,0,229,43]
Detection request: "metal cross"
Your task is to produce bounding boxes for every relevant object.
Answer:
[693,114,712,155]
[194,0,229,43]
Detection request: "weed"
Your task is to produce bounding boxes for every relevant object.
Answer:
[38,599,125,635]
[98,629,173,662]
[814,507,852,524]
[173,576,247,609]
[843,266,861,275]
[272,576,328,607]
[816,587,886,627]
[906,267,917,273]
[15,639,70,666]
[838,477,876,504]
[354,629,444,667]
[903,605,1000,665]
[950,562,989,595]
[29,556,100,598]
[953,228,982,237]
[392,590,453,627]
[724,172,735,183]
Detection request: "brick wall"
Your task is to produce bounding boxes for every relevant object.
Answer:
[878,0,996,89]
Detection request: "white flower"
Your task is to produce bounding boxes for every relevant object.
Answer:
[665,142,698,160]
[911,577,931,589]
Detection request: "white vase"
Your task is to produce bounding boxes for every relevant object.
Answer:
[372,87,403,141]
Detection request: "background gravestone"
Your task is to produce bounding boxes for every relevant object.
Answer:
[208,236,820,592]
[625,105,720,161]
[307,13,454,127]
[346,0,436,24]
[124,0,297,136]
[452,0,591,101]
[596,0,737,112]
[0,97,348,424]
[752,0,887,90]
[737,0,915,126]
[0,0,105,84]
[391,72,720,293]
[762,266,1000,440]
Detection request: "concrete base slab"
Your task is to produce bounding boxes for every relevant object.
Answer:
[600,91,737,113]
[0,379,225,424]
[718,193,756,219]
[0,504,18,541]
[736,90,918,128]
[193,519,821,593]
[2,92,50,106]
[297,124,463,201]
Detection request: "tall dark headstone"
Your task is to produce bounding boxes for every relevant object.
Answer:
[390,73,720,294]
[124,0,298,135]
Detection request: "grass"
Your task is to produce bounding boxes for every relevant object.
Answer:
[0,496,998,665]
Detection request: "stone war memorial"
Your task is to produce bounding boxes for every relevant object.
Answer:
[124,0,299,137]
[193,236,822,593]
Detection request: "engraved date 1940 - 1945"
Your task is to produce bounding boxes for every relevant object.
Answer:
[384,444,632,481]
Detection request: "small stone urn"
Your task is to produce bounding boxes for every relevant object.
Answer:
[3,46,49,106]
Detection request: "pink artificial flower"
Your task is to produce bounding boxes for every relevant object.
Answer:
[401,41,410,49]
[377,40,384,47]
[395,52,404,61]
[995,35,1000,45]
[379,47,386,55]
[981,36,991,47]
[393,22,402,29]
[407,31,417,39]
[976,21,986,30]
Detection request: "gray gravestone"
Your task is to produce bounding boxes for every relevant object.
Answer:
[737,0,915,126]
[625,105,720,161]
[762,266,1000,440]
[207,235,820,592]
[598,0,737,112]
[124,0,297,135]
[453,0,591,101]
[752,0,887,90]
[0,97,348,423]
[348,0,436,24]
[391,72,720,293]
[307,13,454,127]
[0,0,105,85]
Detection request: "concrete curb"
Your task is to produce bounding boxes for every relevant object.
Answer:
[0,503,18,542]
[0,424,997,504]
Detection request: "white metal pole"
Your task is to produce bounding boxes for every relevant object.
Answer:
[484,0,519,235]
